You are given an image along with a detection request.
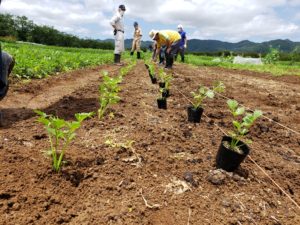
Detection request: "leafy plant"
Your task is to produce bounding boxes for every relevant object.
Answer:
[119,61,136,77]
[2,42,116,79]
[158,68,173,88]
[35,110,93,172]
[264,47,280,64]
[98,71,122,119]
[190,81,225,109]
[158,88,166,100]
[226,99,262,153]
[220,51,234,63]
[147,62,155,78]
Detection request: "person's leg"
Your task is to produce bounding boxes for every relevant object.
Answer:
[130,39,136,56]
[180,48,185,62]
[136,39,141,59]
[114,32,123,65]
[115,32,125,65]
[114,33,120,63]
[168,41,181,68]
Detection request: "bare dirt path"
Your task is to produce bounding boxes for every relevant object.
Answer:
[0,65,118,128]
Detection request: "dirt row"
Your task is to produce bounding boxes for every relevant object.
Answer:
[0,62,299,224]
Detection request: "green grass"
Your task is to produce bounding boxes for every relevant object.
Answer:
[1,42,128,79]
[184,54,300,76]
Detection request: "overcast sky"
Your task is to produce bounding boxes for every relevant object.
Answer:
[1,0,300,42]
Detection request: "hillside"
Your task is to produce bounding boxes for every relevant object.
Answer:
[103,38,300,53]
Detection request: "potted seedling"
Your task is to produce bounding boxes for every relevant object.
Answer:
[158,68,167,88]
[147,63,157,84]
[188,81,225,123]
[35,110,94,172]
[216,99,263,171]
[162,74,173,98]
[157,88,167,109]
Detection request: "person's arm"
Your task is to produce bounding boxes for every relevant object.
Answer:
[184,33,187,48]
[110,14,120,34]
[152,43,160,62]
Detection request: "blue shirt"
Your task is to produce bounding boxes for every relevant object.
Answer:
[178,31,186,47]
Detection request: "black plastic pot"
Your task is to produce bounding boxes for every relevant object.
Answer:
[187,106,203,123]
[162,89,170,98]
[157,98,167,109]
[159,82,166,88]
[151,77,157,84]
[216,136,250,172]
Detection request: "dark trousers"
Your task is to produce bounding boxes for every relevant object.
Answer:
[165,40,180,68]
[176,47,185,62]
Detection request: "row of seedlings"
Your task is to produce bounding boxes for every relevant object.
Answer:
[144,61,263,172]
[36,61,137,172]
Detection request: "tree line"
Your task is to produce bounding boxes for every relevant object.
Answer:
[0,13,113,50]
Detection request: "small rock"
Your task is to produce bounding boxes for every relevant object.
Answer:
[207,169,227,185]
[221,200,231,208]
[12,203,21,211]
[183,172,198,187]
[232,174,244,182]
[23,141,34,148]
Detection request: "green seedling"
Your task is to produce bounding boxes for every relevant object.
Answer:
[158,68,173,89]
[158,88,166,100]
[148,63,155,78]
[191,81,225,109]
[35,110,94,172]
[227,99,263,153]
[98,71,122,119]
[119,61,136,77]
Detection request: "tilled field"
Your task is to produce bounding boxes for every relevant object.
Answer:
[0,62,299,225]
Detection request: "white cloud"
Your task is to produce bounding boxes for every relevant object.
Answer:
[1,0,299,41]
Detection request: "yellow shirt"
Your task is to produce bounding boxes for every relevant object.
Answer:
[156,30,181,48]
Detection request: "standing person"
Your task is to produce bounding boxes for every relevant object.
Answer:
[110,4,126,65]
[149,30,181,69]
[177,24,187,62]
[130,22,142,59]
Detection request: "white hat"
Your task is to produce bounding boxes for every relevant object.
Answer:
[149,29,159,40]
[177,24,183,29]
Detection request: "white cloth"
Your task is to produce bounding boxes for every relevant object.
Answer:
[233,56,263,65]
[110,11,125,54]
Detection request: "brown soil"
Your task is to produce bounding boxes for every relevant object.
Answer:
[0,62,299,225]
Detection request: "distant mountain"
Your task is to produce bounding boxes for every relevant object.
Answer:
[101,38,300,53]
[186,39,300,53]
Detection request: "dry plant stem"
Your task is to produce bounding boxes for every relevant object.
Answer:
[187,208,192,225]
[139,189,161,209]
